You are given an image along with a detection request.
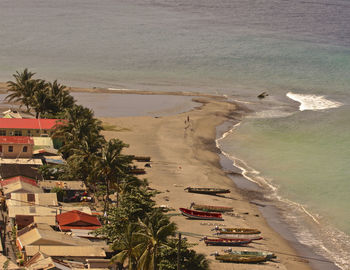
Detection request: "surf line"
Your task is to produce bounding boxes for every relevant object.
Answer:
[286,92,343,111]
[215,121,320,224]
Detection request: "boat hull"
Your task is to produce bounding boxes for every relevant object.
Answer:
[216,228,261,235]
[226,251,276,260]
[185,187,230,195]
[215,255,267,263]
[192,204,233,212]
[204,239,251,246]
[179,208,223,221]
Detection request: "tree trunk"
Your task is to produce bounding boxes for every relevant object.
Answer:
[153,247,157,270]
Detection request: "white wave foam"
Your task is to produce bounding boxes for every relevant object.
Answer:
[287,92,343,111]
[215,122,350,269]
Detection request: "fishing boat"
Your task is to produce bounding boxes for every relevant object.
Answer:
[184,187,230,195]
[190,202,233,212]
[216,235,263,241]
[215,254,267,263]
[179,208,223,221]
[224,249,276,259]
[213,226,261,234]
[204,238,251,246]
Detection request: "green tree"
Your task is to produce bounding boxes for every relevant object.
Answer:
[29,80,50,118]
[53,105,104,159]
[94,138,133,211]
[111,223,144,270]
[6,69,39,112]
[157,238,209,270]
[136,210,177,270]
[47,80,75,113]
[95,183,156,244]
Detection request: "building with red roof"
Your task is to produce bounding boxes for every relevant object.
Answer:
[0,118,64,137]
[56,210,102,231]
[0,176,38,187]
[0,136,34,158]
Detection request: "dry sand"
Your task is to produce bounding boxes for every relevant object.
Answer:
[0,80,312,269]
[101,96,312,270]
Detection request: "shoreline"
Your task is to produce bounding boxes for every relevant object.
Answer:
[98,92,312,269]
[215,121,340,270]
[0,82,338,269]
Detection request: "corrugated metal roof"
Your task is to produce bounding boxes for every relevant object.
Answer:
[0,118,64,129]
[0,136,34,144]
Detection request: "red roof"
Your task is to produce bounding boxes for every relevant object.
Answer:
[0,136,34,145]
[1,176,38,187]
[0,118,65,130]
[56,210,102,231]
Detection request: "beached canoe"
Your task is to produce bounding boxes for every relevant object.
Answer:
[204,238,251,246]
[184,187,230,195]
[213,227,261,234]
[224,249,276,259]
[215,254,268,263]
[190,202,233,212]
[216,235,263,241]
[179,208,223,221]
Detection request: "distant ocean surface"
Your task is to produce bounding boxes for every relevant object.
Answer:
[0,0,349,269]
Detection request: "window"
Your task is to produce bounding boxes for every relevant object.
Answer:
[27,194,35,202]
[27,130,31,136]
[0,130,6,136]
[23,146,28,152]
[14,130,22,136]
[8,146,13,152]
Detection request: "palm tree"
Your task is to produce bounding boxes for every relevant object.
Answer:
[111,223,144,270]
[94,139,133,211]
[47,80,75,113]
[6,68,37,111]
[53,105,104,158]
[136,210,177,270]
[30,80,50,118]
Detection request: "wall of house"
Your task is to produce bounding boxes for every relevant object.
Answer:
[0,144,33,158]
[0,128,53,137]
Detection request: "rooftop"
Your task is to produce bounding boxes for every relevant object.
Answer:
[39,180,86,191]
[0,118,65,130]
[56,210,101,231]
[0,164,43,180]
[2,181,43,195]
[1,175,38,187]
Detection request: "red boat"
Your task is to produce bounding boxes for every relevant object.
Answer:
[179,208,223,221]
[204,238,252,246]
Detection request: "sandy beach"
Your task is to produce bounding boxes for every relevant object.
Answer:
[0,81,313,269]
[100,95,312,270]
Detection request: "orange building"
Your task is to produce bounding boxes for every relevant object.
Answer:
[0,136,34,158]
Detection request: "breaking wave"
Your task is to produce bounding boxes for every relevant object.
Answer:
[286,92,343,111]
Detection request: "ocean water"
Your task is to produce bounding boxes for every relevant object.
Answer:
[0,0,349,268]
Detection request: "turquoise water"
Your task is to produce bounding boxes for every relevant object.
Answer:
[0,0,350,268]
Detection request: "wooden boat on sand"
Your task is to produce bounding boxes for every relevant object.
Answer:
[213,227,261,235]
[217,235,263,241]
[204,238,251,246]
[184,187,230,195]
[179,208,223,221]
[224,249,276,259]
[215,254,267,263]
[190,202,233,212]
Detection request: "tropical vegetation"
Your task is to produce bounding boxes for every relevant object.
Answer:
[6,69,210,270]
